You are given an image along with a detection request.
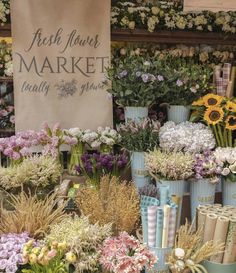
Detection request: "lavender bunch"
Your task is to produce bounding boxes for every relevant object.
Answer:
[0,232,32,273]
[76,152,128,188]
[193,150,222,184]
[139,184,159,199]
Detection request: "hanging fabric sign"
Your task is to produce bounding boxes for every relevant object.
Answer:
[10,0,112,131]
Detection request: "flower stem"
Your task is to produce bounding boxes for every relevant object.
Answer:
[224,128,228,147]
[228,130,233,147]
[217,124,224,147]
[212,125,221,147]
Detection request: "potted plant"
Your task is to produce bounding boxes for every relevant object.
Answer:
[190,150,221,220]
[145,149,194,226]
[214,147,236,206]
[191,94,236,147]
[105,48,167,123]
[117,118,160,189]
[163,60,213,124]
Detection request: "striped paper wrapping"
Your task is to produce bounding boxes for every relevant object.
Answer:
[223,63,232,86]
[167,205,177,247]
[216,78,225,96]
[159,185,169,206]
[162,205,171,248]
[141,207,148,244]
[155,207,164,248]
[148,206,158,247]
[214,65,222,82]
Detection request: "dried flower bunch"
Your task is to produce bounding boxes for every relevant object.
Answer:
[76,175,140,235]
[100,232,157,273]
[117,118,161,152]
[0,232,32,273]
[45,215,112,273]
[145,149,194,180]
[0,192,67,238]
[139,183,159,199]
[0,155,62,190]
[159,121,215,154]
[214,147,236,181]
[168,222,224,273]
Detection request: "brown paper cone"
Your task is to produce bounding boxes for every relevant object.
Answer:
[223,217,236,264]
[211,216,229,263]
[203,213,218,243]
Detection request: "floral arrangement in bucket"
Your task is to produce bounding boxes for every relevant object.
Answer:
[0,1,10,26]
[117,118,160,152]
[75,152,128,188]
[191,94,236,147]
[167,221,225,273]
[0,232,32,273]
[21,240,72,273]
[162,60,213,106]
[111,2,236,34]
[65,126,121,174]
[214,147,236,205]
[145,149,194,181]
[0,40,12,77]
[45,215,112,273]
[105,50,168,107]
[100,232,157,273]
[159,121,216,153]
[0,99,14,129]
[190,150,221,219]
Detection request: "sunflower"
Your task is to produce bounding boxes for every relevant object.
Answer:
[225,115,236,130]
[225,101,236,112]
[192,98,204,106]
[204,106,224,125]
[202,93,223,107]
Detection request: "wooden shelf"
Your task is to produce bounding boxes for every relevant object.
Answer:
[0,24,11,37]
[0,77,13,83]
[111,29,236,45]
[1,24,236,45]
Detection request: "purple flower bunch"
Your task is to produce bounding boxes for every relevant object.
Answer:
[193,150,222,183]
[0,232,32,273]
[76,152,128,187]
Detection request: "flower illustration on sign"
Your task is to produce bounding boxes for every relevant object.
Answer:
[55,79,78,98]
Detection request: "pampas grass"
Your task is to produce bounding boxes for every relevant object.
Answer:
[0,191,67,238]
[76,175,140,235]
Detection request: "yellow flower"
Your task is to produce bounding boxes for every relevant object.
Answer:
[32,247,41,255]
[225,101,236,112]
[58,241,67,250]
[202,93,223,107]
[65,252,77,263]
[204,106,224,125]
[192,98,204,106]
[225,115,236,130]
[29,253,37,264]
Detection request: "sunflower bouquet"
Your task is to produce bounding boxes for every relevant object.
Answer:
[190,93,236,147]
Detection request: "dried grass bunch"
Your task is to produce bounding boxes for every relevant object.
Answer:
[45,215,112,273]
[168,221,225,273]
[0,155,62,190]
[76,175,140,235]
[0,191,67,238]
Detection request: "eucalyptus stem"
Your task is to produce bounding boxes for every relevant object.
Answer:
[212,125,221,147]
[217,124,224,147]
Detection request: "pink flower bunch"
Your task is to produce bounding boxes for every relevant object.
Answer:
[0,130,40,161]
[38,122,77,158]
[100,232,157,273]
